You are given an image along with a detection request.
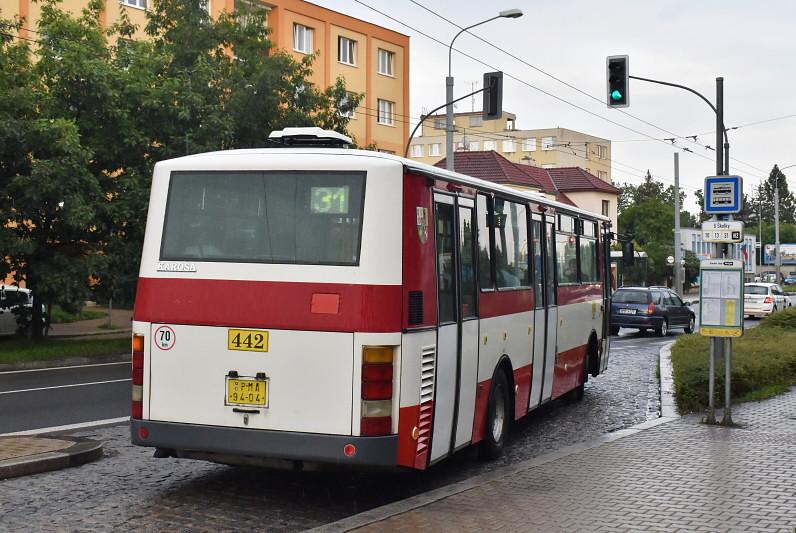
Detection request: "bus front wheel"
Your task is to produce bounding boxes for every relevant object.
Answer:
[479,369,510,460]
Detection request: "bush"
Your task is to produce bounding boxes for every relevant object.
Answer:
[670,326,796,414]
[759,306,796,330]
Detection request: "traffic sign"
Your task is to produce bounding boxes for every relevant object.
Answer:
[704,175,743,214]
[699,259,744,338]
[702,220,744,243]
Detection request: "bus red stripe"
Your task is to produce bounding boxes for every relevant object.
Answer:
[133,277,402,332]
[557,284,603,306]
[479,289,533,318]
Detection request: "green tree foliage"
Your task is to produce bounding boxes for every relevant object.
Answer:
[0,0,361,332]
[618,171,696,286]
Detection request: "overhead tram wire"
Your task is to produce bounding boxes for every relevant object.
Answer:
[404,0,768,181]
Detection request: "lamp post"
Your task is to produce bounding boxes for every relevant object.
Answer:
[446,9,522,171]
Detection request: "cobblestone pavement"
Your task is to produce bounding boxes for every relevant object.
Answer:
[0,334,665,532]
[350,388,796,533]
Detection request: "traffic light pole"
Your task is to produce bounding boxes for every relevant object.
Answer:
[627,74,733,425]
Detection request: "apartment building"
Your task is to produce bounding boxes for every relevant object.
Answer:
[1,0,410,153]
[409,111,613,182]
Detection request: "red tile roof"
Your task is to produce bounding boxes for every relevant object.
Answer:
[434,151,619,198]
[547,167,620,194]
[434,151,543,191]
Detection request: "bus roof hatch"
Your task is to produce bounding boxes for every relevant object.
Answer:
[268,127,353,148]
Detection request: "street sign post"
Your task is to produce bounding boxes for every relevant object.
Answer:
[702,220,744,243]
[704,175,743,214]
[699,259,744,338]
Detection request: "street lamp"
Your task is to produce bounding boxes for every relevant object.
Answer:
[446,9,522,171]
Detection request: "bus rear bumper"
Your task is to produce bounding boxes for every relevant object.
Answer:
[131,419,398,467]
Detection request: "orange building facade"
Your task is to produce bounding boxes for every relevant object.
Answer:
[1,0,410,153]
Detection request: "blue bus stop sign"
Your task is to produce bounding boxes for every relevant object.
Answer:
[704,175,743,214]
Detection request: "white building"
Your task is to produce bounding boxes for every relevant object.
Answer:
[680,227,757,277]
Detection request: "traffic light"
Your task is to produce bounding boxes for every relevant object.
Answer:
[621,239,635,266]
[606,55,629,108]
[482,71,503,120]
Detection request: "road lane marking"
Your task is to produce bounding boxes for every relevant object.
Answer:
[0,417,130,436]
[0,378,130,395]
[0,361,129,374]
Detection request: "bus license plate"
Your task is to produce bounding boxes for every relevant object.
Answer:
[226,377,268,407]
[228,329,269,352]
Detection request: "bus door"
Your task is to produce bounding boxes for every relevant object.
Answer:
[430,193,479,463]
[600,226,612,373]
[530,216,558,407]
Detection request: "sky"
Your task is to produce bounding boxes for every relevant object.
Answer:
[313,0,796,214]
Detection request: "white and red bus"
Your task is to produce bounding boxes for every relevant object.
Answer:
[131,127,612,469]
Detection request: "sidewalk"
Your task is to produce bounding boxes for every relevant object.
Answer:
[317,388,796,533]
[0,435,103,480]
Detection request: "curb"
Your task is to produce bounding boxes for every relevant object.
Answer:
[659,341,679,418]
[0,437,103,480]
[0,352,130,372]
[49,328,132,339]
[308,418,679,533]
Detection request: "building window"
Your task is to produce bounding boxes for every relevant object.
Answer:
[483,140,496,151]
[429,143,441,156]
[122,0,147,8]
[338,36,357,66]
[523,138,536,152]
[597,144,608,159]
[598,170,607,181]
[469,141,480,151]
[293,24,313,54]
[377,48,394,76]
[602,200,610,216]
[377,99,394,126]
[378,149,396,154]
[470,116,482,127]
[502,140,516,153]
[433,118,446,130]
[542,136,555,150]
[506,118,515,130]
[456,141,466,152]
[542,164,554,169]
[410,145,423,158]
[337,92,355,118]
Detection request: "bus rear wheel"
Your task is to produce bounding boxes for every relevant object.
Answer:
[479,370,510,460]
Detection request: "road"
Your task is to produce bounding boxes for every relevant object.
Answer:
[0,332,668,531]
[0,362,130,435]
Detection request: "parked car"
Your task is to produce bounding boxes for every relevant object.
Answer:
[784,272,796,285]
[0,286,47,336]
[744,282,792,318]
[610,286,695,337]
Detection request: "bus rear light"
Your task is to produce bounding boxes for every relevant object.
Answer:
[362,363,393,381]
[132,334,144,419]
[360,416,392,436]
[132,399,143,419]
[362,381,393,401]
[361,399,392,418]
[362,346,394,364]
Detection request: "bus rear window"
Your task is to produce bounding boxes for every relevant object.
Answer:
[160,171,366,265]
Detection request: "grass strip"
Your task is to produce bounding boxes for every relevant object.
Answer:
[670,308,796,413]
[49,305,107,324]
[0,337,129,365]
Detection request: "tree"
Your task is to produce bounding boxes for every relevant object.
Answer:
[0,0,362,334]
[751,165,795,224]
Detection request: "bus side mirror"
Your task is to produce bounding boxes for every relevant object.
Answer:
[622,240,635,266]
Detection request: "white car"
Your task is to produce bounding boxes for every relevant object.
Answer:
[0,286,32,336]
[744,282,792,318]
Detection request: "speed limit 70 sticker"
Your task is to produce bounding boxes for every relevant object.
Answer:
[153,325,176,350]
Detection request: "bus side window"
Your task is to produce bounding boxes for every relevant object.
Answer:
[476,194,494,290]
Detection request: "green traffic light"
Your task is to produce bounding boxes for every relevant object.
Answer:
[611,89,623,101]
